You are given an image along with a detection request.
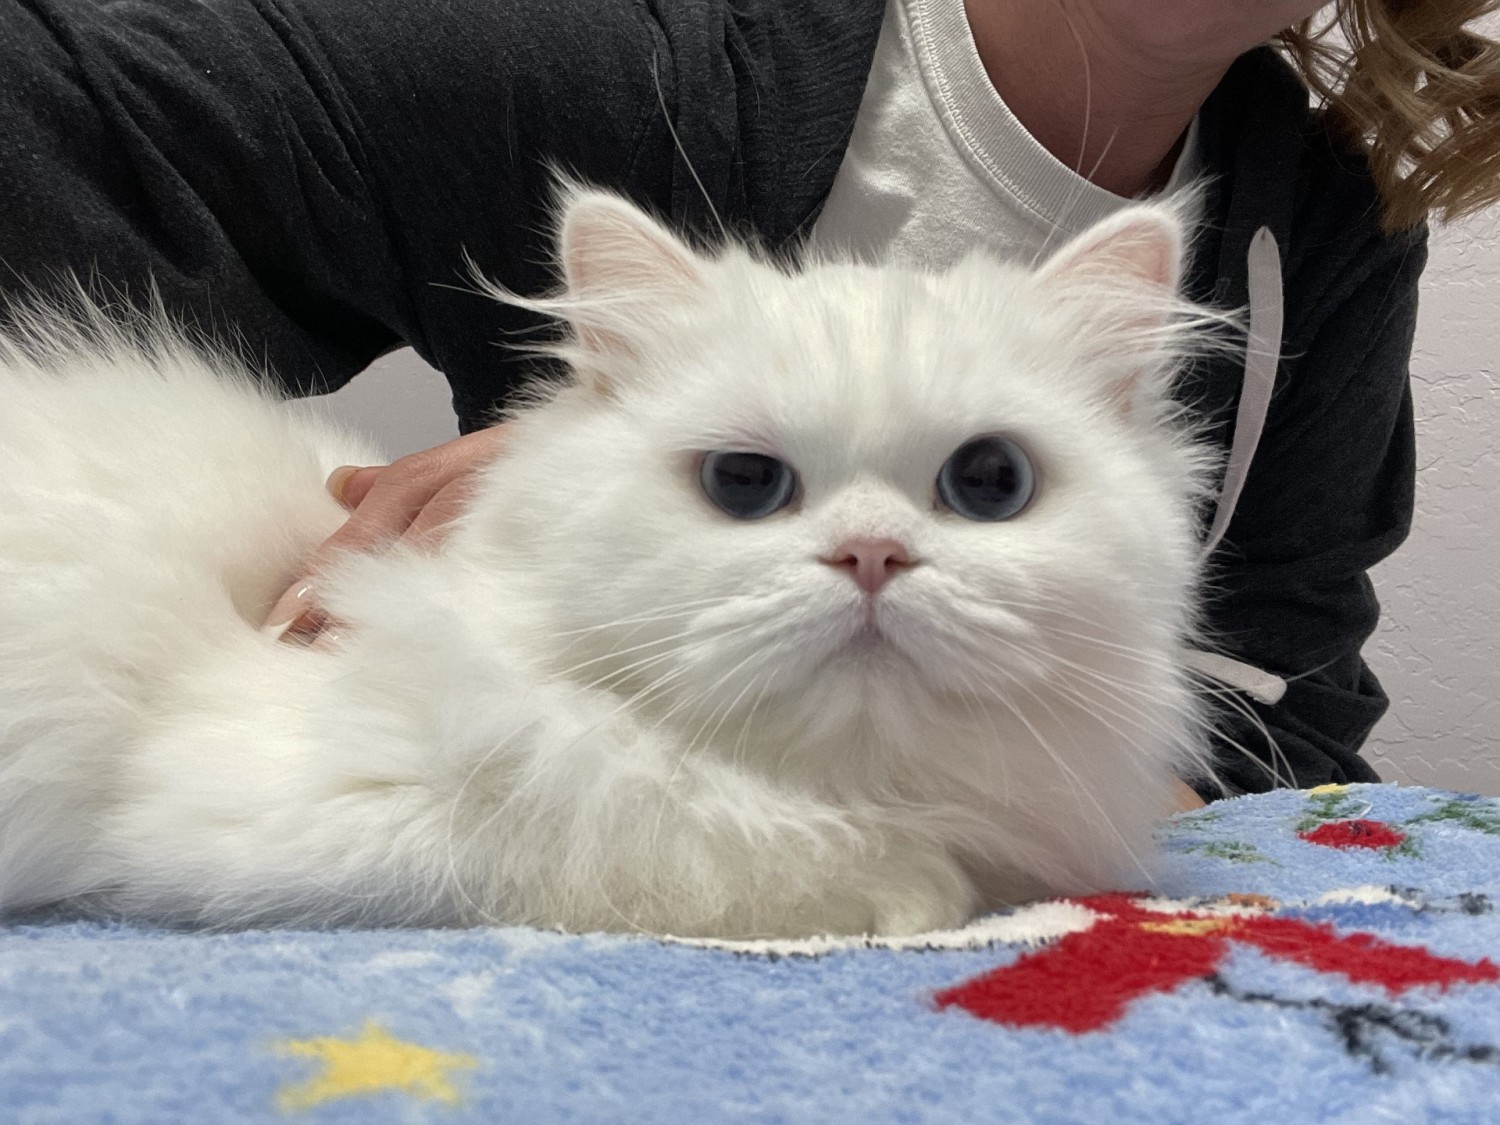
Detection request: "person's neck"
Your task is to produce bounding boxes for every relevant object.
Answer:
[962,0,1232,198]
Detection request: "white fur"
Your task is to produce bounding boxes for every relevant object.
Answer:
[0,193,1216,938]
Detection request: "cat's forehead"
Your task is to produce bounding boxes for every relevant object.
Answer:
[651,256,1098,451]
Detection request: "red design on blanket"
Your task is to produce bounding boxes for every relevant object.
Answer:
[935,893,1498,1034]
[1298,819,1407,850]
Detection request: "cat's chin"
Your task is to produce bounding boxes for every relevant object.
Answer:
[838,617,903,657]
[795,621,929,692]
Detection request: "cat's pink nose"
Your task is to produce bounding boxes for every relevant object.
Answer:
[821,537,913,595]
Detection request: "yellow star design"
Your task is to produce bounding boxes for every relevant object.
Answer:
[1138,917,1239,937]
[274,1021,477,1110]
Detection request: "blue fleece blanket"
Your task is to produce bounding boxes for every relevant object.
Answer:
[6,782,1500,1123]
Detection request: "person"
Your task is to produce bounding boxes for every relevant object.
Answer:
[2,0,1498,802]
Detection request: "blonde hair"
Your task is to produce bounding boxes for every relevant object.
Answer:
[1279,0,1500,231]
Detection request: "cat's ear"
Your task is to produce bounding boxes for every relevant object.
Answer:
[1036,205,1183,295]
[1035,205,1189,414]
[556,189,703,391]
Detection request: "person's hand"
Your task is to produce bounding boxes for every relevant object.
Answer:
[261,426,511,642]
[1171,778,1207,813]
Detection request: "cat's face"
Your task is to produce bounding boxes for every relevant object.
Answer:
[479,192,1210,747]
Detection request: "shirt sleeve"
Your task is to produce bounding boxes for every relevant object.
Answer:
[1195,231,1425,795]
[0,0,674,413]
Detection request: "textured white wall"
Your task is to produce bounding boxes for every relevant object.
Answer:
[312,199,1500,800]
[1367,210,1500,795]
[309,346,458,461]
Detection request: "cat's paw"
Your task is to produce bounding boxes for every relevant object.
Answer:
[867,885,972,937]
[861,854,977,937]
[799,847,976,938]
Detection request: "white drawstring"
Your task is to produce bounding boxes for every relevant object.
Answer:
[1185,226,1287,706]
[1201,226,1282,560]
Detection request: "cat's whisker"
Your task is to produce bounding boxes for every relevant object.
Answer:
[656,665,764,799]
[975,623,1196,707]
[697,670,766,761]
[441,648,727,905]
[1032,656,1196,733]
[1031,623,1186,664]
[1181,672,1296,791]
[569,621,765,704]
[549,624,710,681]
[729,672,776,774]
[573,650,685,695]
[994,681,1155,886]
[442,724,534,927]
[553,615,764,698]
[948,663,1016,810]
[1034,626,1286,780]
[938,628,1170,858]
[548,595,736,640]
[642,647,767,751]
[990,625,1293,794]
[643,650,770,891]
[961,646,1172,770]
[960,629,1180,731]
[1028,673,1202,793]
[1022,655,1270,801]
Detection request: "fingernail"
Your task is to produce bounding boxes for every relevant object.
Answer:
[260,583,315,639]
[326,466,360,507]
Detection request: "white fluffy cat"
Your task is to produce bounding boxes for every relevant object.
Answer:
[0,189,1216,937]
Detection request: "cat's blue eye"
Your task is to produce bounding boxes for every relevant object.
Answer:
[699,451,797,519]
[937,436,1036,521]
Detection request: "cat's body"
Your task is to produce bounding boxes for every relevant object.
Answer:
[0,192,1215,937]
